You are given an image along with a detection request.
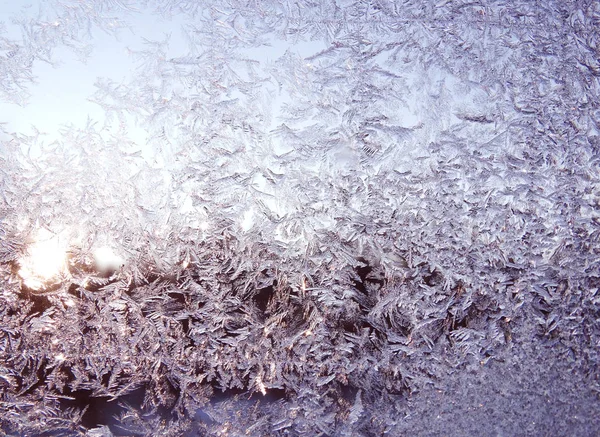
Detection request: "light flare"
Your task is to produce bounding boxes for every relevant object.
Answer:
[19,230,68,290]
[93,246,124,273]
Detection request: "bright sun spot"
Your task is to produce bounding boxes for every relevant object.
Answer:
[19,229,68,289]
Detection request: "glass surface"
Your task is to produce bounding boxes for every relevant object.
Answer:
[1,1,599,435]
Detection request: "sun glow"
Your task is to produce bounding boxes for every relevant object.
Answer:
[93,246,124,273]
[19,229,68,289]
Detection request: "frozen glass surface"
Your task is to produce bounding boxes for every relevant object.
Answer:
[1,0,599,435]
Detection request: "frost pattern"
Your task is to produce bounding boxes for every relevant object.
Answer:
[1,0,600,435]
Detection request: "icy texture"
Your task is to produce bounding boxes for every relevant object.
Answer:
[1,0,600,435]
